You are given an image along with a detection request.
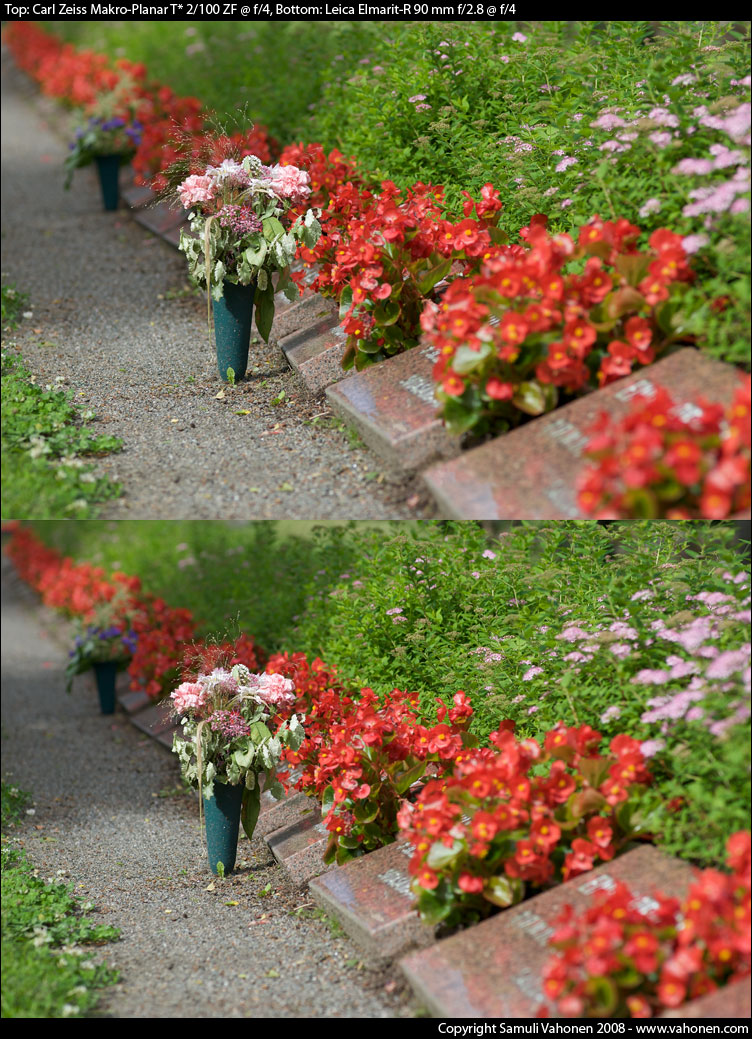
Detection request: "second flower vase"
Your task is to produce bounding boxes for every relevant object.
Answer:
[94,154,121,211]
[92,660,118,715]
[213,280,256,383]
[204,782,244,875]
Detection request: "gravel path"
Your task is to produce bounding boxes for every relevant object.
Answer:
[0,54,429,520]
[1,554,414,1018]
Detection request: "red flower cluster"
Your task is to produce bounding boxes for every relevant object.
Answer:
[577,376,751,519]
[421,218,696,435]
[127,598,196,699]
[261,651,477,864]
[4,524,141,619]
[3,22,276,195]
[276,140,506,371]
[3,22,147,107]
[540,831,751,1018]
[399,721,653,929]
[3,525,196,700]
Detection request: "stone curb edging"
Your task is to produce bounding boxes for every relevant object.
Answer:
[114,172,749,521]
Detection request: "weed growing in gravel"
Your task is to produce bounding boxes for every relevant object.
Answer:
[1,348,123,519]
[1,284,29,331]
[0,782,120,1019]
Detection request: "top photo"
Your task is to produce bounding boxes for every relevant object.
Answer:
[1,17,750,521]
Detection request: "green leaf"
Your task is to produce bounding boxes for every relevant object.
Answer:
[441,396,480,435]
[372,300,401,327]
[512,380,557,416]
[263,216,285,241]
[417,257,452,296]
[451,342,492,375]
[415,886,454,926]
[396,761,427,796]
[353,798,379,824]
[240,783,261,842]
[483,874,523,908]
[426,839,462,870]
[276,264,299,303]
[253,283,275,343]
[338,285,353,320]
[321,784,335,818]
[244,240,268,267]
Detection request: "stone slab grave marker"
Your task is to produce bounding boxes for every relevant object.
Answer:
[255,769,316,839]
[117,687,152,715]
[266,805,333,887]
[132,202,188,237]
[309,838,434,964]
[121,182,155,209]
[156,725,180,750]
[282,322,351,395]
[399,844,695,1019]
[130,700,175,738]
[326,344,460,470]
[272,291,337,343]
[422,348,745,519]
[160,220,190,249]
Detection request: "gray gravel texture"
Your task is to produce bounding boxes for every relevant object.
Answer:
[0,53,431,520]
[1,554,416,1018]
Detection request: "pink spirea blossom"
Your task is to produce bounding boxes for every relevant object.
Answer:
[600,705,622,723]
[682,233,710,254]
[523,666,544,681]
[640,738,666,758]
[705,648,751,680]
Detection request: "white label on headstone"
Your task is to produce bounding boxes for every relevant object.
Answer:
[420,344,440,364]
[630,894,661,915]
[673,400,704,423]
[400,374,438,406]
[577,872,617,896]
[613,378,655,403]
[377,868,412,898]
[543,479,581,518]
[512,966,544,1003]
[511,908,555,945]
[544,418,590,457]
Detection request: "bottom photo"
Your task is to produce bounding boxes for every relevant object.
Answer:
[1,519,750,1021]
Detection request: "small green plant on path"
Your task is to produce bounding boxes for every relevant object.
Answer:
[2,283,29,331]
[1,291,124,517]
[1,781,120,1018]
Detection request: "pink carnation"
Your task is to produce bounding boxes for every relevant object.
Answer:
[267,164,311,204]
[255,672,296,707]
[171,681,209,715]
[178,174,216,209]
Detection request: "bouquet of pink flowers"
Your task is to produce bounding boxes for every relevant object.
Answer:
[175,152,321,341]
[171,663,305,839]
